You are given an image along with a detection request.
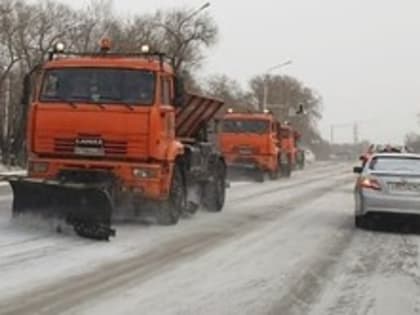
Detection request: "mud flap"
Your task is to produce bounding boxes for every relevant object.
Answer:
[9,179,116,240]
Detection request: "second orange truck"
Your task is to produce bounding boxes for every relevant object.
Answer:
[218,110,299,182]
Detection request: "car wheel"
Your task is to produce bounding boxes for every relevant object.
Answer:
[355,215,367,229]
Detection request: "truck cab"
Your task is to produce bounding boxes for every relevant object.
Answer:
[28,45,182,201]
[218,110,283,181]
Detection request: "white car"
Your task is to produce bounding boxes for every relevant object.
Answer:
[354,153,420,228]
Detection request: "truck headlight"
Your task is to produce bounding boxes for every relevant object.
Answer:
[132,168,158,178]
[280,154,288,164]
[30,162,49,173]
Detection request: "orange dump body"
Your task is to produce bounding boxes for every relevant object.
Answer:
[218,112,280,173]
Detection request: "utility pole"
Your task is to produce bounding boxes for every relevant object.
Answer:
[330,121,364,144]
[330,125,334,144]
[182,2,210,25]
[353,122,359,144]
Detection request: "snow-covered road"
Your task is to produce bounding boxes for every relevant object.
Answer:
[0,162,419,315]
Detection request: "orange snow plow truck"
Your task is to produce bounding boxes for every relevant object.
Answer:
[218,110,295,182]
[6,41,227,240]
[278,124,300,171]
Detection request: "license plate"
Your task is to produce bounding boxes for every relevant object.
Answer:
[74,147,105,156]
[239,148,252,154]
[389,182,420,192]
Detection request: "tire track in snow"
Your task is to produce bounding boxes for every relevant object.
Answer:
[0,163,350,269]
[0,173,353,315]
[322,232,391,315]
[229,164,350,203]
[302,227,420,315]
[267,216,357,315]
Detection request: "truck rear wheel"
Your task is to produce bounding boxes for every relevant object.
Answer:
[255,169,265,182]
[157,165,185,225]
[281,163,292,178]
[269,157,281,180]
[269,170,278,180]
[203,160,226,212]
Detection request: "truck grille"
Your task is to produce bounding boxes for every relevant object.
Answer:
[233,146,259,155]
[54,138,128,156]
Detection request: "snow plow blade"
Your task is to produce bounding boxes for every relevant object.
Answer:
[8,178,116,240]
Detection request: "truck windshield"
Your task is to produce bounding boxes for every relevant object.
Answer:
[40,68,155,105]
[222,119,269,134]
[279,129,292,139]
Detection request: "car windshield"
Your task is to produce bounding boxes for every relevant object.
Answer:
[369,156,420,172]
[40,68,155,105]
[222,119,269,134]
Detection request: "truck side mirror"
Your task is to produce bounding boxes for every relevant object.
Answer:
[173,77,185,107]
[353,166,363,174]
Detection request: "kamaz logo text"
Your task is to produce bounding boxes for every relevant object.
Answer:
[75,138,104,146]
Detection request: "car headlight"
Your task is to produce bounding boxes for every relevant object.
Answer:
[132,168,158,179]
[30,162,49,173]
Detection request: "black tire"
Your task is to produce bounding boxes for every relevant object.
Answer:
[355,215,367,229]
[355,194,370,229]
[203,159,226,212]
[269,169,279,180]
[255,169,265,182]
[269,158,280,180]
[157,165,185,225]
[281,163,292,178]
[298,160,305,170]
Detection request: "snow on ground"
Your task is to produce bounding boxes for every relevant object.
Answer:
[0,163,347,301]
[2,161,419,315]
[0,162,353,314]
[65,175,354,315]
[307,220,420,315]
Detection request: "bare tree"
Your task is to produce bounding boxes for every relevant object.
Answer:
[0,0,324,165]
[206,74,254,111]
[153,7,218,73]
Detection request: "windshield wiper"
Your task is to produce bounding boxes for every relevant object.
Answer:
[116,103,135,111]
[64,101,77,109]
[99,97,135,111]
[55,97,78,109]
[91,103,106,110]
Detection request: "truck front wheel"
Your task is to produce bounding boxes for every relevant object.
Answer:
[157,165,185,225]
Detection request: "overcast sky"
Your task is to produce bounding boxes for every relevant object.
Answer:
[57,0,420,144]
